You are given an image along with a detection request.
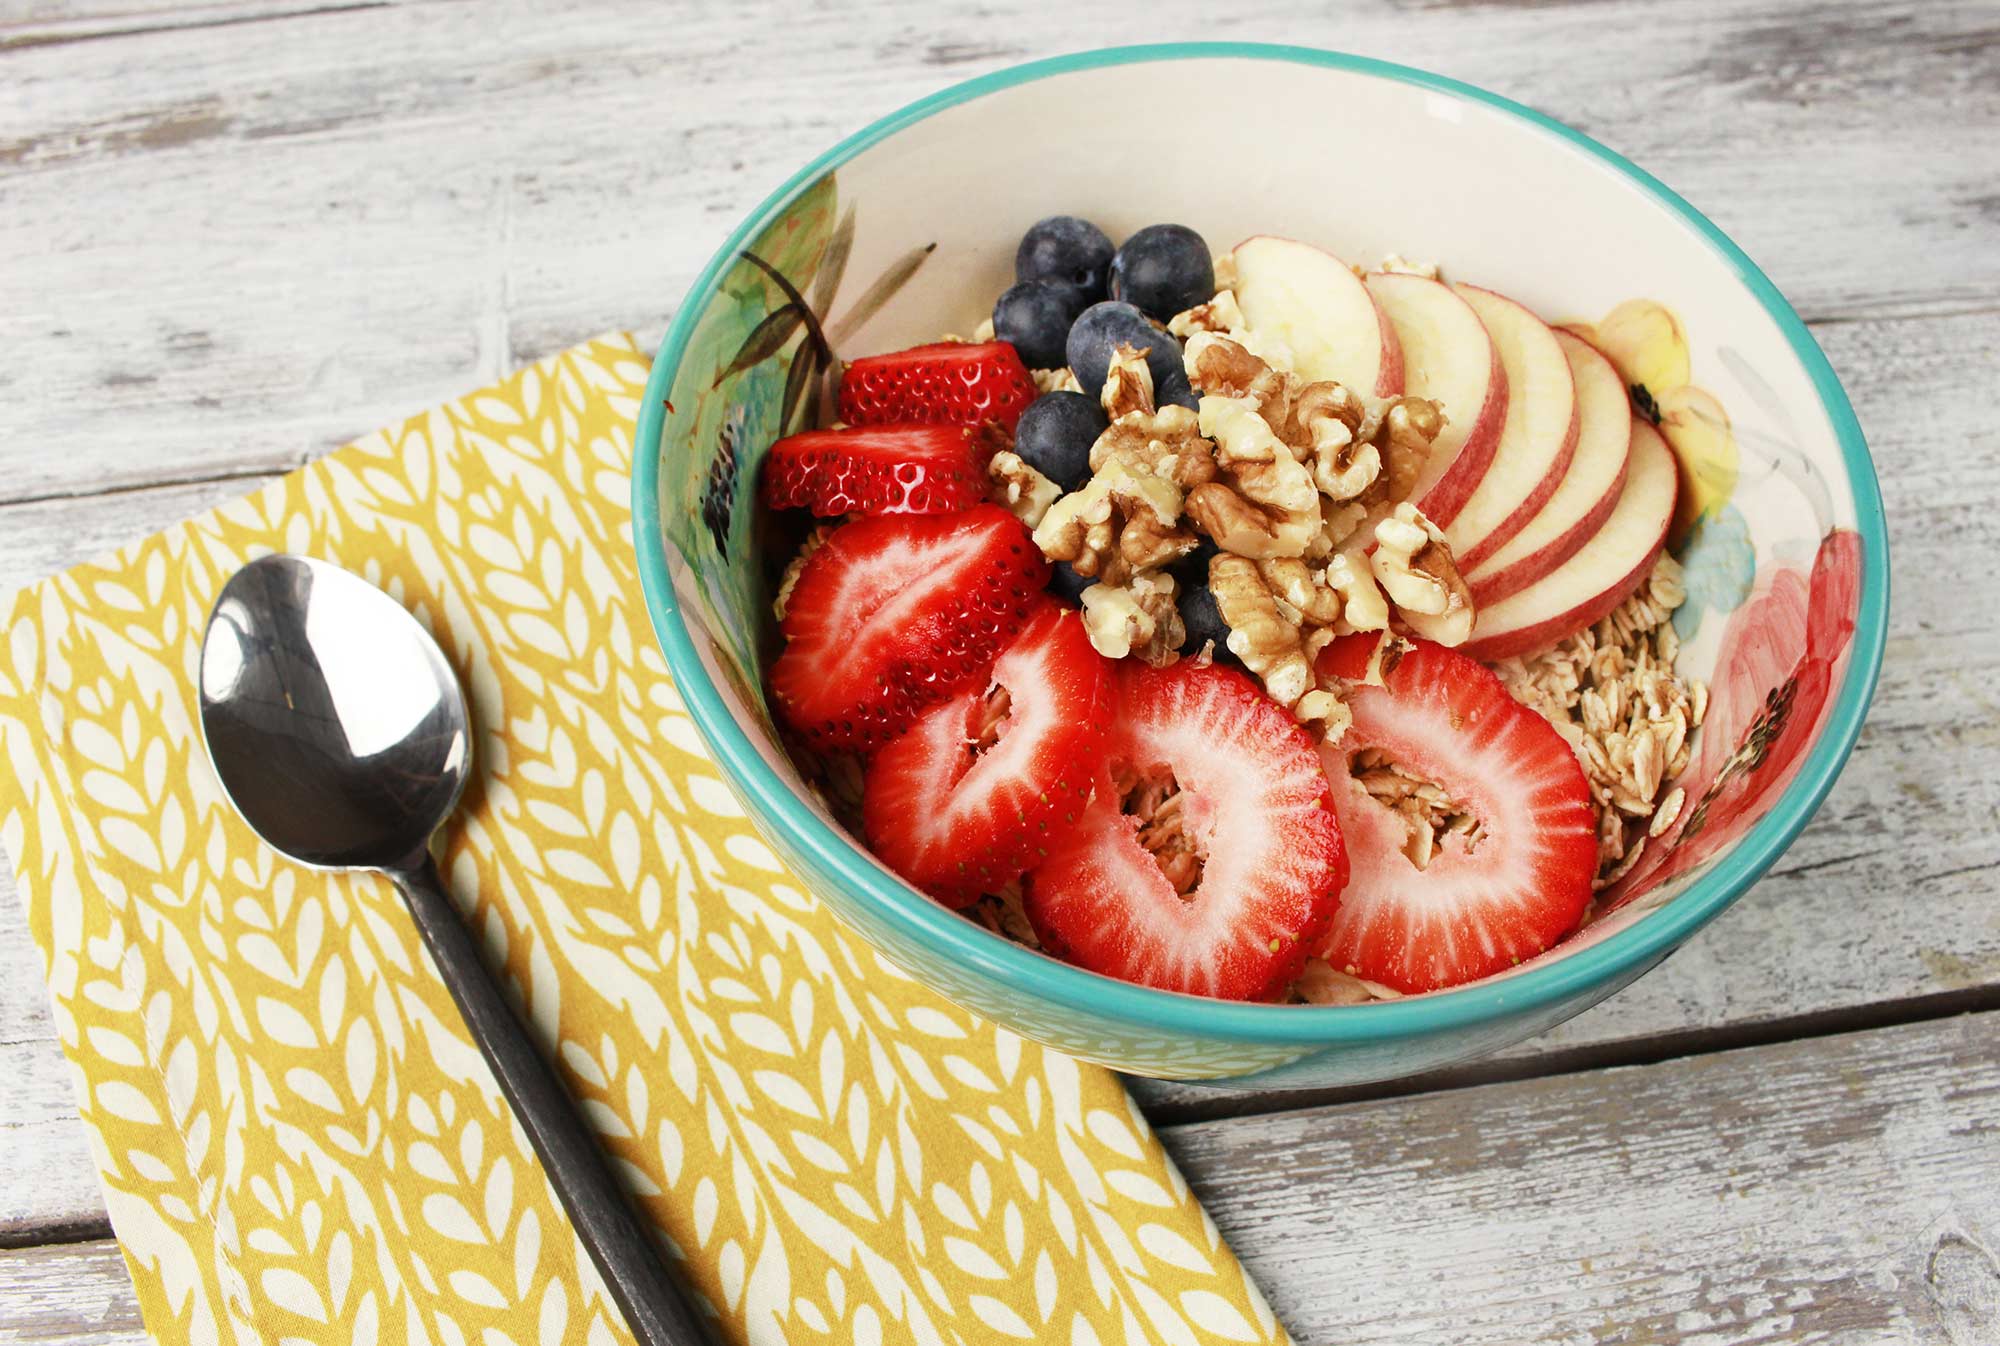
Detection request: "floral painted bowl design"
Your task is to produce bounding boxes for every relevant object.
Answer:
[631,45,1888,1085]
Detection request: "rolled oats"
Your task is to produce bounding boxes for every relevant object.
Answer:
[1292,958,1399,1006]
[1490,553,1707,883]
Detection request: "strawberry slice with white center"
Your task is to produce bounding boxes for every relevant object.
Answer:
[761,423,997,517]
[1314,634,1597,993]
[771,505,1046,752]
[863,605,1111,906]
[838,341,1038,431]
[1024,661,1347,1001]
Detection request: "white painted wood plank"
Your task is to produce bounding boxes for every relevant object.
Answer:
[1166,1013,2000,1346]
[7,1016,1996,1345]
[0,1242,144,1346]
[0,0,1994,503]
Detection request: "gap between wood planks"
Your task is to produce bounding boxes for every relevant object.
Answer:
[7,980,1997,1254]
[0,2,414,54]
[1136,981,2000,1128]
[0,463,293,511]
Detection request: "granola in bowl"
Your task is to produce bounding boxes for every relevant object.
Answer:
[755,212,1706,1003]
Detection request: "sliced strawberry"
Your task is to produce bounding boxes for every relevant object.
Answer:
[770,505,1047,752]
[1313,634,1597,993]
[761,423,993,517]
[1024,661,1347,1001]
[838,341,1038,431]
[863,605,1111,906]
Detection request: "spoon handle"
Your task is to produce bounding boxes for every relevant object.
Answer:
[391,850,710,1345]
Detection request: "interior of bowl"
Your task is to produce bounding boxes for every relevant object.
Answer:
[632,44,1888,1041]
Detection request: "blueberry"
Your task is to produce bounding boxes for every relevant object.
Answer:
[992,279,1085,370]
[1110,224,1215,323]
[1014,391,1106,493]
[1016,215,1115,301]
[1155,369,1200,411]
[1065,301,1182,403]
[1178,582,1231,654]
[1048,560,1095,604]
[1169,536,1219,587]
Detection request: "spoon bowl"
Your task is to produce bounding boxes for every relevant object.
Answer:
[199,555,469,869]
[197,553,706,1346]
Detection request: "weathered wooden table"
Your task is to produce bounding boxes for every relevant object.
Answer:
[3,1,1995,1341]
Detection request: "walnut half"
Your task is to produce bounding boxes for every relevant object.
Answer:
[1185,395,1321,558]
[1080,570,1184,665]
[1369,502,1475,646]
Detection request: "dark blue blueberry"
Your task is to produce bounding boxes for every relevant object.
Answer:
[1047,560,1095,604]
[1065,301,1182,403]
[1014,391,1106,493]
[1169,536,1220,587]
[1178,581,1231,654]
[992,279,1086,371]
[1155,369,1200,411]
[1109,224,1215,323]
[1016,215,1115,302]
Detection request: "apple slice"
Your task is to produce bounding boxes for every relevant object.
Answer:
[1466,330,1633,605]
[1230,236,1403,395]
[1461,419,1678,661]
[1444,286,1579,570]
[1364,271,1507,528]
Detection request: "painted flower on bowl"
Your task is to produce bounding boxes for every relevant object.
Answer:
[1606,527,1862,911]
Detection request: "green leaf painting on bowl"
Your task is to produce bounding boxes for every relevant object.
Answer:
[653,171,938,723]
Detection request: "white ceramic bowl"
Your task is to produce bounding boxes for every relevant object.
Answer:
[633,45,1888,1085]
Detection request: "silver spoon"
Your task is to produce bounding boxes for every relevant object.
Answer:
[198,554,706,1346]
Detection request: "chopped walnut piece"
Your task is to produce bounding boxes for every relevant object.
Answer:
[1169,288,1248,340]
[1187,395,1321,558]
[1100,343,1157,421]
[1033,448,1199,586]
[1375,397,1446,505]
[987,449,1061,528]
[1369,503,1474,646]
[1327,547,1390,633]
[1183,333,1290,418]
[1172,288,1294,371]
[1080,570,1183,665]
[1210,553,1315,709]
[1378,253,1439,280]
[1258,557,1343,626]
[1033,366,1081,395]
[1088,403,1215,486]
[1287,381,1381,502]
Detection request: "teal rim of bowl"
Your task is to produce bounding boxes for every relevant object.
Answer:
[632,42,1891,1047]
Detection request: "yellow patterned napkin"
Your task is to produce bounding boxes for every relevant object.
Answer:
[0,336,1286,1346]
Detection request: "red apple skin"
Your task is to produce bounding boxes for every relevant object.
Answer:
[1231,235,1404,396]
[1462,421,1678,661]
[1448,285,1582,572]
[1468,331,1632,605]
[1365,271,1508,528]
[1413,347,1503,527]
[1461,526,1666,661]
